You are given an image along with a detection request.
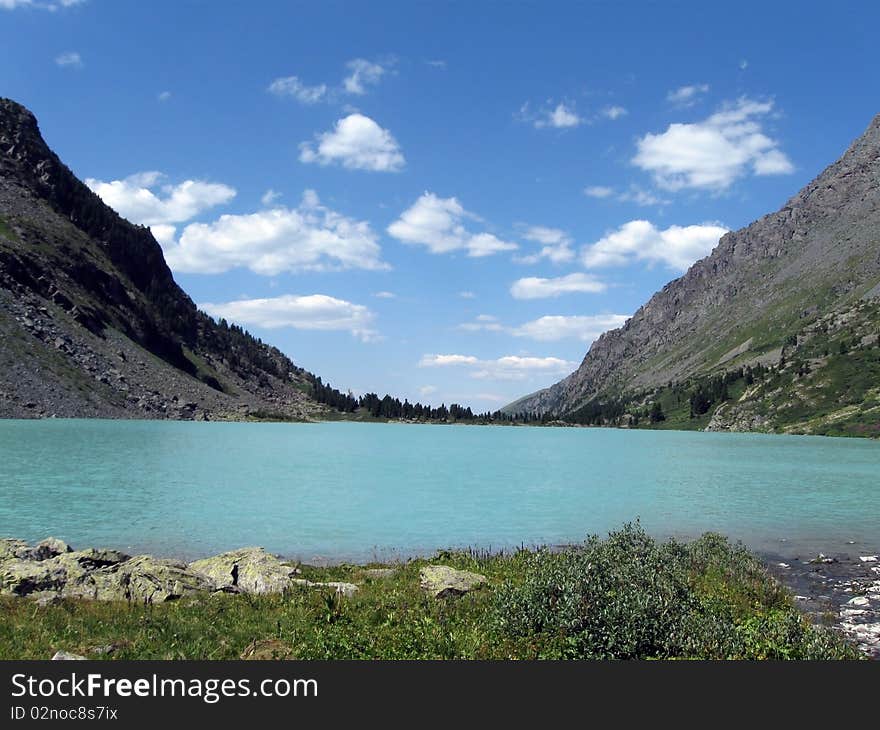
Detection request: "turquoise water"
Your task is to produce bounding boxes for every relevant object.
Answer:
[0,420,877,562]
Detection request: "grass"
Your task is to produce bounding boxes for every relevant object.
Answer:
[0,526,860,660]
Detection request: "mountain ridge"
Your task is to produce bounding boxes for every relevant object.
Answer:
[507,112,880,428]
[0,97,327,420]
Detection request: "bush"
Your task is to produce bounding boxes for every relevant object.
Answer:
[492,524,859,659]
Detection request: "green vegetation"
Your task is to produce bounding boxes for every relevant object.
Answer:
[0,525,858,660]
[0,215,18,242]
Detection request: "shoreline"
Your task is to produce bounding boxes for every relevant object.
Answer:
[3,533,878,659]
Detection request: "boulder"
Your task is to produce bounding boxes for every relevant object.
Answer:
[419,565,486,598]
[51,651,86,661]
[189,547,300,595]
[0,558,69,596]
[32,537,73,560]
[0,538,36,561]
[290,578,359,597]
[63,555,213,603]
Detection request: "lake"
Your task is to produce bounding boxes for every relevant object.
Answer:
[0,419,877,562]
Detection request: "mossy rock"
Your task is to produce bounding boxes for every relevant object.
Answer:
[189,547,300,595]
[419,565,486,598]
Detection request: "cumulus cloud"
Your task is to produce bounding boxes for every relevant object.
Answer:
[86,172,236,226]
[158,190,388,275]
[520,101,583,129]
[510,273,607,300]
[343,58,387,95]
[157,91,172,102]
[388,193,517,258]
[419,354,575,381]
[54,51,82,67]
[633,97,794,191]
[201,294,379,342]
[582,220,728,271]
[267,75,328,104]
[418,385,438,396]
[666,83,709,106]
[515,226,575,264]
[458,314,505,333]
[511,314,629,342]
[299,113,405,172]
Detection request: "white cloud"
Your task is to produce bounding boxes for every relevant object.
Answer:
[511,314,629,342]
[388,193,517,258]
[633,97,793,191]
[261,189,282,206]
[268,76,327,104]
[510,273,607,300]
[374,291,396,299]
[419,354,575,381]
[157,91,172,102]
[617,185,669,207]
[585,185,669,207]
[201,294,379,342]
[425,60,447,69]
[158,190,388,275]
[3,0,85,9]
[602,105,628,120]
[86,172,236,226]
[88,173,234,227]
[458,291,476,299]
[584,186,614,199]
[515,226,575,264]
[418,385,438,396]
[582,220,728,271]
[739,60,749,70]
[343,58,387,95]
[54,51,82,67]
[457,312,628,343]
[299,113,405,172]
[529,102,583,129]
[459,314,505,333]
[666,84,709,106]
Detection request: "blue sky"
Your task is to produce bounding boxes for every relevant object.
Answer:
[2,1,878,410]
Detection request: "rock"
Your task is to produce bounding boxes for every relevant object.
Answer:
[290,579,359,597]
[361,568,396,580]
[860,556,879,563]
[189,548,300,595]
[808,553,837,564]
[0,558,69,596]
[33,537,73,560]
[419,565,486,598]
[240,639,295,660]
[51,651,86,661]
[63,555,213,603]
[31,591,63,607]
[0,538,33,561]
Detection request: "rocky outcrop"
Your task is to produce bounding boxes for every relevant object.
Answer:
[1,538,360,602]
[508,112,880,419]
[419,565,486,598]
[189,548,301,595]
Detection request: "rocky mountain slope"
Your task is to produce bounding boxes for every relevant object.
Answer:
[507,113,880,436]
[0,98,327,420]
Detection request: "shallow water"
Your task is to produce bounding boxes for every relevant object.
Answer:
[0,420,877,562]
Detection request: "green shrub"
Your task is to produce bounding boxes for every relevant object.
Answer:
[492,524,860,660]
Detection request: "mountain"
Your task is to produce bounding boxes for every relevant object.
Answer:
[0,98,331,420]
[507,113,880,437]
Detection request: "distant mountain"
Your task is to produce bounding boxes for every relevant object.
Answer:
[507,113,880,437]
[0,98,329,420]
